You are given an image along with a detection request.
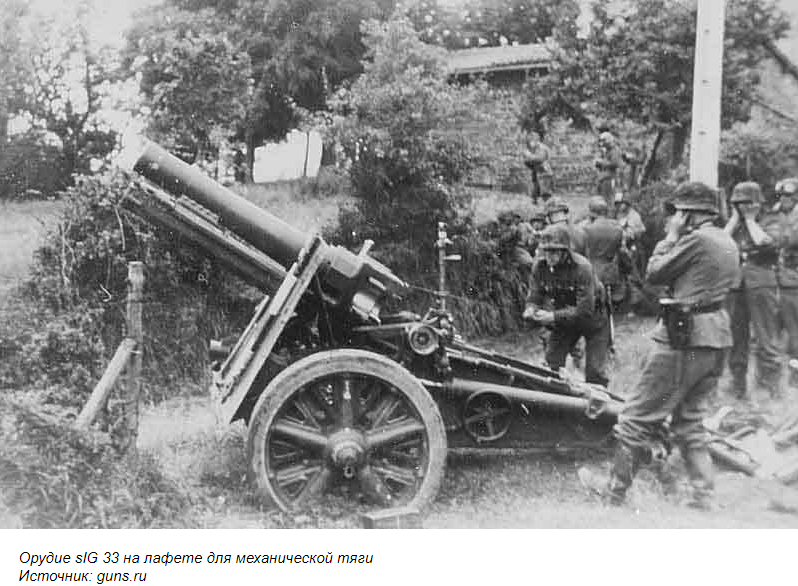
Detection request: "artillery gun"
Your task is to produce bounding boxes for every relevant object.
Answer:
[118,138,750,514]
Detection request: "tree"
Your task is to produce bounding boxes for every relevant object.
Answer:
[1,1,118,197]
[125,0,396,179]
[0,0,29,148]
[522,0,790,182]
[125,6,251,163]
[406,0,580,49]
[328,17,485,268]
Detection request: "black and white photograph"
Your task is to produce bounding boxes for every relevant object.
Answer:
[3,0,798,541]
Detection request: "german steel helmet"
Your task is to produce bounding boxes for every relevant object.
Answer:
[538,224,571,250]
[775,177,798,198]
[730,181,762,204]
[671,182,719,214]
[587,195,609,215]
[544,196,569,215]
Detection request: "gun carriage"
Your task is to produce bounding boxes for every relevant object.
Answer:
[119,138,746,514]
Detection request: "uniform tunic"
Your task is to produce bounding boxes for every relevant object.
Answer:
[583,216,626,303]
[615,223,740,453]
[526,251,610,386]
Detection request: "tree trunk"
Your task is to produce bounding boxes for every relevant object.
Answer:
[671,124,689,169]
[641,129,666,186]
[245,127,255,183]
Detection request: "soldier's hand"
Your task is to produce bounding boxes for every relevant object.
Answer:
[665,211,687,241]
[533,309,555,325]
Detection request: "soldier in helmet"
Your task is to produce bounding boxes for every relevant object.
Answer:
[774,177,798,388]
[582,196,628,309]
[724,181,782,399]
[595,131,622,211]
[522,223,611,387]
[579,182,740,509]
[543,196,587,256]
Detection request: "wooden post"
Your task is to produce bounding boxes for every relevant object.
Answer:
[74,338,136,429]
[120,262,144,452]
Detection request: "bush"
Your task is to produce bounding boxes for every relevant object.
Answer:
[0,395,194,528]
[6,169,258,405]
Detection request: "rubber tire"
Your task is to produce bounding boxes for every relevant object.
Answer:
[246,349,447,513]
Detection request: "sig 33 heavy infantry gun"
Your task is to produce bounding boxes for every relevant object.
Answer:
[118,137,753,514]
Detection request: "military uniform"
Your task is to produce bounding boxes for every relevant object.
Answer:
[583,215,626,306]
[526,245,610,386]
[595,133,622,210]
[726,210,782,395]
[579,182,740,509]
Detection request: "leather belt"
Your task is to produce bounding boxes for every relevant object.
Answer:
[690,301,723,314]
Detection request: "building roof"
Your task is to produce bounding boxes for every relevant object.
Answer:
[447,43,552,75]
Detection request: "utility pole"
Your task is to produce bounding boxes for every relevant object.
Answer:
[689,0,726,189]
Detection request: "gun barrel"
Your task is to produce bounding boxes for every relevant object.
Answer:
[119,137,307,269]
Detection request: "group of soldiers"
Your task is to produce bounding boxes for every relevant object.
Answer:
[499,190,648,387]
[505,176,798,510]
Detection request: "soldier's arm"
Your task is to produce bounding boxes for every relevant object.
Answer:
[552,267,594,326]
[524,262,546,311]
[646,232,700,285]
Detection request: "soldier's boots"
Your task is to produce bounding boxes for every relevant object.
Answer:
[578,443,642,505]
[682,447,715,511]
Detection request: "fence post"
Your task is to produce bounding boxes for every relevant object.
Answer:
[120,261,144,452]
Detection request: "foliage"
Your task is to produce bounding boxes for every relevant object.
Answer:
[13,170,257,402]
[0,131,66,199]
[0,1,119,199]
[329,17,483,252]
[406,0,580,49]
[0,396,195,528]
[720,118,798,192]
[125,6,252,159]
[522,0,790,179]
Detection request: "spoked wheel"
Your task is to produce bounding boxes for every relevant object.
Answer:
[247,349,447,513]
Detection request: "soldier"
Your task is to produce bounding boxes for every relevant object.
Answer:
[595,131,622,211]
[724,181,782,399]
[523,134,553,205]
[497,210,536,276]
[579,182,740,509]
[522,223,611,387]
[527,210,547,257]
[615,191,647,281]
[775,177,798,388]
[582,196,627,309]
[543,196,587,256]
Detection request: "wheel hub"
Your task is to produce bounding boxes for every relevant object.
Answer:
[328,429,365,478]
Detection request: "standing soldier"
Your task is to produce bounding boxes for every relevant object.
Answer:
[615,191,648,280]
[582,196,627,309]
[523,134,553,205]
[543,196,587,257]
[775,177,798,389]
[579,182,740,509]
[595,131,622,212]
[523,223,611,387]
[724,181,782,399]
